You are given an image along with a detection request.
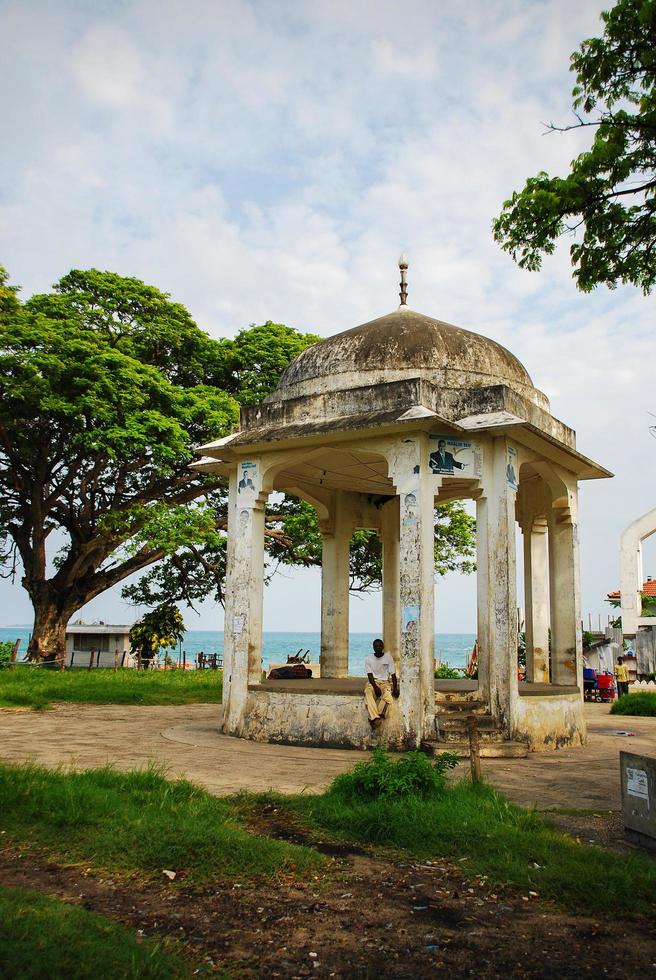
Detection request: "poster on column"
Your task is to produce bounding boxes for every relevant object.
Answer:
[237,461,257,499]
[506,445,518,490]
[428,436,481,478]
[402,605,419,633]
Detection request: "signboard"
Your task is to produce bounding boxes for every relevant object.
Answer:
[506,445,518,489]
[621,751,656,852]
[237,461,257,496]
[428,436,481,478]
[627,766,649,802]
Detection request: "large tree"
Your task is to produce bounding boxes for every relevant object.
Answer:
[493,0,656,293]
[0,268,317,661]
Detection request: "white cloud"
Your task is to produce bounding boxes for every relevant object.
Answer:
[72,25,144,107]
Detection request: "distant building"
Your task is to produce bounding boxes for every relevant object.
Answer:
[65,622,135,668]
[607,575,656,604]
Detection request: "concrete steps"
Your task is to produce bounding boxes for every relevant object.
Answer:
[435,713,502,740]
[436,698,489,713]
[432,695,529,758]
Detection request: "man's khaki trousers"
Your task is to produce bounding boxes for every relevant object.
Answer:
[364,679,393,721]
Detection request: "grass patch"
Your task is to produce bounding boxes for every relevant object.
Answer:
[610,692,656,716]
[278,751,656,916]
[0,666,222,710]
[0,763,320,884]
[0,885,192,978]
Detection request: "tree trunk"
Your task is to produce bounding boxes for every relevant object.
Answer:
[27,601,72,666]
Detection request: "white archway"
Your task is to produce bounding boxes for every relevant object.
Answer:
[620,508,656,635]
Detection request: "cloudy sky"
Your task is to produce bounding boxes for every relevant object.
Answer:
[1,0,654,636]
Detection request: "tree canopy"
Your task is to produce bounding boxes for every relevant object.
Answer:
[129,604,185,665]
[493,0,656,293]
[0,267,316,660]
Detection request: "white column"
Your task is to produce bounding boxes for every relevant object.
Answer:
[320,491,351,678]
[223,460,266,733]
[548,501,580,687]
[524,518,550,683]
[389,435,435,747]
[380,496,400,661]
[476,438,518,727]
[476,495,491,703]
[221,470,238,725]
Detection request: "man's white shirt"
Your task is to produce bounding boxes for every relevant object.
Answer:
[364,652,396,681]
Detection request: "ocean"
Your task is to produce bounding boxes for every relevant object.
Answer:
[0,628,475,673]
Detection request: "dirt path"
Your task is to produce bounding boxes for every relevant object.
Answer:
[0,702,653,811]
[2,824,654,979]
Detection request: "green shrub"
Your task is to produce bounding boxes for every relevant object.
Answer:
[0,641,13,671]
[329,748,459,803]
[434,663,462,679]
[610,692,656,716]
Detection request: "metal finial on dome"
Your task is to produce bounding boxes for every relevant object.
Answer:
[398,253,409,307]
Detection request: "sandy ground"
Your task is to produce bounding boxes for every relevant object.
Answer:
[0,701,654,809]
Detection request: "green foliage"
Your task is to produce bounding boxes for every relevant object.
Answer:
[0,266,242,657]
[0,266,325,655]
[641,591,656,615]
[268,498,475,594]
[0,666,221,710]
[493,0,656,293]
[227,320,321,405]
[329,748,459,803]
[582,630,595,648]
[0,641,13,670]
[610,691,656,715]
[0,885,192,979]
[0,763,320,884]
[129,605,185,661]
[434,663,463,679]
[434,500,476,575]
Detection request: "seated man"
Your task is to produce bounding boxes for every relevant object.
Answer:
[364,638,400,728]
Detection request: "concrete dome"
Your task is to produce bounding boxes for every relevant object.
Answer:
[270,308,548,411]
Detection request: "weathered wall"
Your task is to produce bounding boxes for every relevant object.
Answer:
[511,694,585,751]
[227,689,407,750]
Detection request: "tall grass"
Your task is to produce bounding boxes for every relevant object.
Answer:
[610,692,656,716]
[0,886,192,979]
[0,763,320,884]
[0,667,222,710]
[286,752,656,916]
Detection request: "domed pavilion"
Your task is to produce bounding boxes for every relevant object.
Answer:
[194,261,610,753]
